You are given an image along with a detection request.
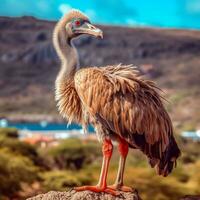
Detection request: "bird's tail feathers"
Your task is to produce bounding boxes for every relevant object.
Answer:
[152,136,181,177]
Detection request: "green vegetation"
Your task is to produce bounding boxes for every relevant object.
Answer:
[0,128,39,199]
[0,128,200,200]
[0,127,18,138]
[0,134,40,165]
[47,138,101,170]
[41,170,93,191]
[0,148,39,197]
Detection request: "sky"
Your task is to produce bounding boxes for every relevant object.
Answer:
[1,0,200,29]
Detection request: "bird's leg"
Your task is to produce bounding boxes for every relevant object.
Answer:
[108,138,134,192]
[75,138,119,195]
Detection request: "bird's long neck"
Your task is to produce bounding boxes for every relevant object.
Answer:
[53,26,79,83]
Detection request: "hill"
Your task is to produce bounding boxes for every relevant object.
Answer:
[0,16,200,130]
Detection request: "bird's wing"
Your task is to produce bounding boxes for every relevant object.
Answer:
[74,64,180,177]
[74,64,171,149]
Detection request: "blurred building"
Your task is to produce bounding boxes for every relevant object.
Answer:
[181,130,200,141]
[22,134,57,147]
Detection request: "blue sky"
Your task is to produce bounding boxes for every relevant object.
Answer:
[1,0,200,29]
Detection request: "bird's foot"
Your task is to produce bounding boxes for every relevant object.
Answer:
[74,185,120,196]
[107,184,134,192]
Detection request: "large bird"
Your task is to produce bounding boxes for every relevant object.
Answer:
[53,9,181,195]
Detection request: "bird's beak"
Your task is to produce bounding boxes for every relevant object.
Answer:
[75,22,103,39]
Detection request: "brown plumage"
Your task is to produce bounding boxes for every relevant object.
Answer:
[74,64,180,176]
[53,9,181,194]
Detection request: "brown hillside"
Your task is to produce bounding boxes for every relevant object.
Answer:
[0,16,199,130]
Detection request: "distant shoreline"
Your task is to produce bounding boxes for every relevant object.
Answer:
[1,114,64,123]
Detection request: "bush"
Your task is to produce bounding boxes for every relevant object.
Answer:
[0,135,40,165]
[0,148,39,198]
[123,166,195,200]
[48,138,101,170]
[0,127,18,138]
[179,139,200,164]
[41,170,93,191]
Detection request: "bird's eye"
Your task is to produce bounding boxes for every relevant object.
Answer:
[74,20,81,26]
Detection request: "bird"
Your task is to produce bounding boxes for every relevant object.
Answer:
[53,9,181,195]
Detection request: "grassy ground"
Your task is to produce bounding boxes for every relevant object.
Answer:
[0,128,199,200]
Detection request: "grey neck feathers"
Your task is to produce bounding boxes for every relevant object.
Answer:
[53,26,79,83]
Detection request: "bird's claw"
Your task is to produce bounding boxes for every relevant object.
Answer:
[107,184,134,192]
[74,185,120,196]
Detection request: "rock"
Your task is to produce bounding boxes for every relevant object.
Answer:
[181,196,200,200]
[27,189,142,200]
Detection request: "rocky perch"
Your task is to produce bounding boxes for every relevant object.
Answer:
[27,190,142,200]
[181,196,200,200]
[27,190,200,200]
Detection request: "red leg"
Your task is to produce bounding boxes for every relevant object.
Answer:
[118,137,129,158]
[75,138,119,195]
[108,137,134,192]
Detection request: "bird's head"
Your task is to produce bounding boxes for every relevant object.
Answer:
[58,9,103,40]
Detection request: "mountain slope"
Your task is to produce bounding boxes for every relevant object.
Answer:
[0,16,199,130]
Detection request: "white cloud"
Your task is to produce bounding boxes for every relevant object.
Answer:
[58,6,96,21]
[85,9,96,20]
[186,0,200,14]
[36,1,50,12]
[58,4,72,16]
[125,18,146,27]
